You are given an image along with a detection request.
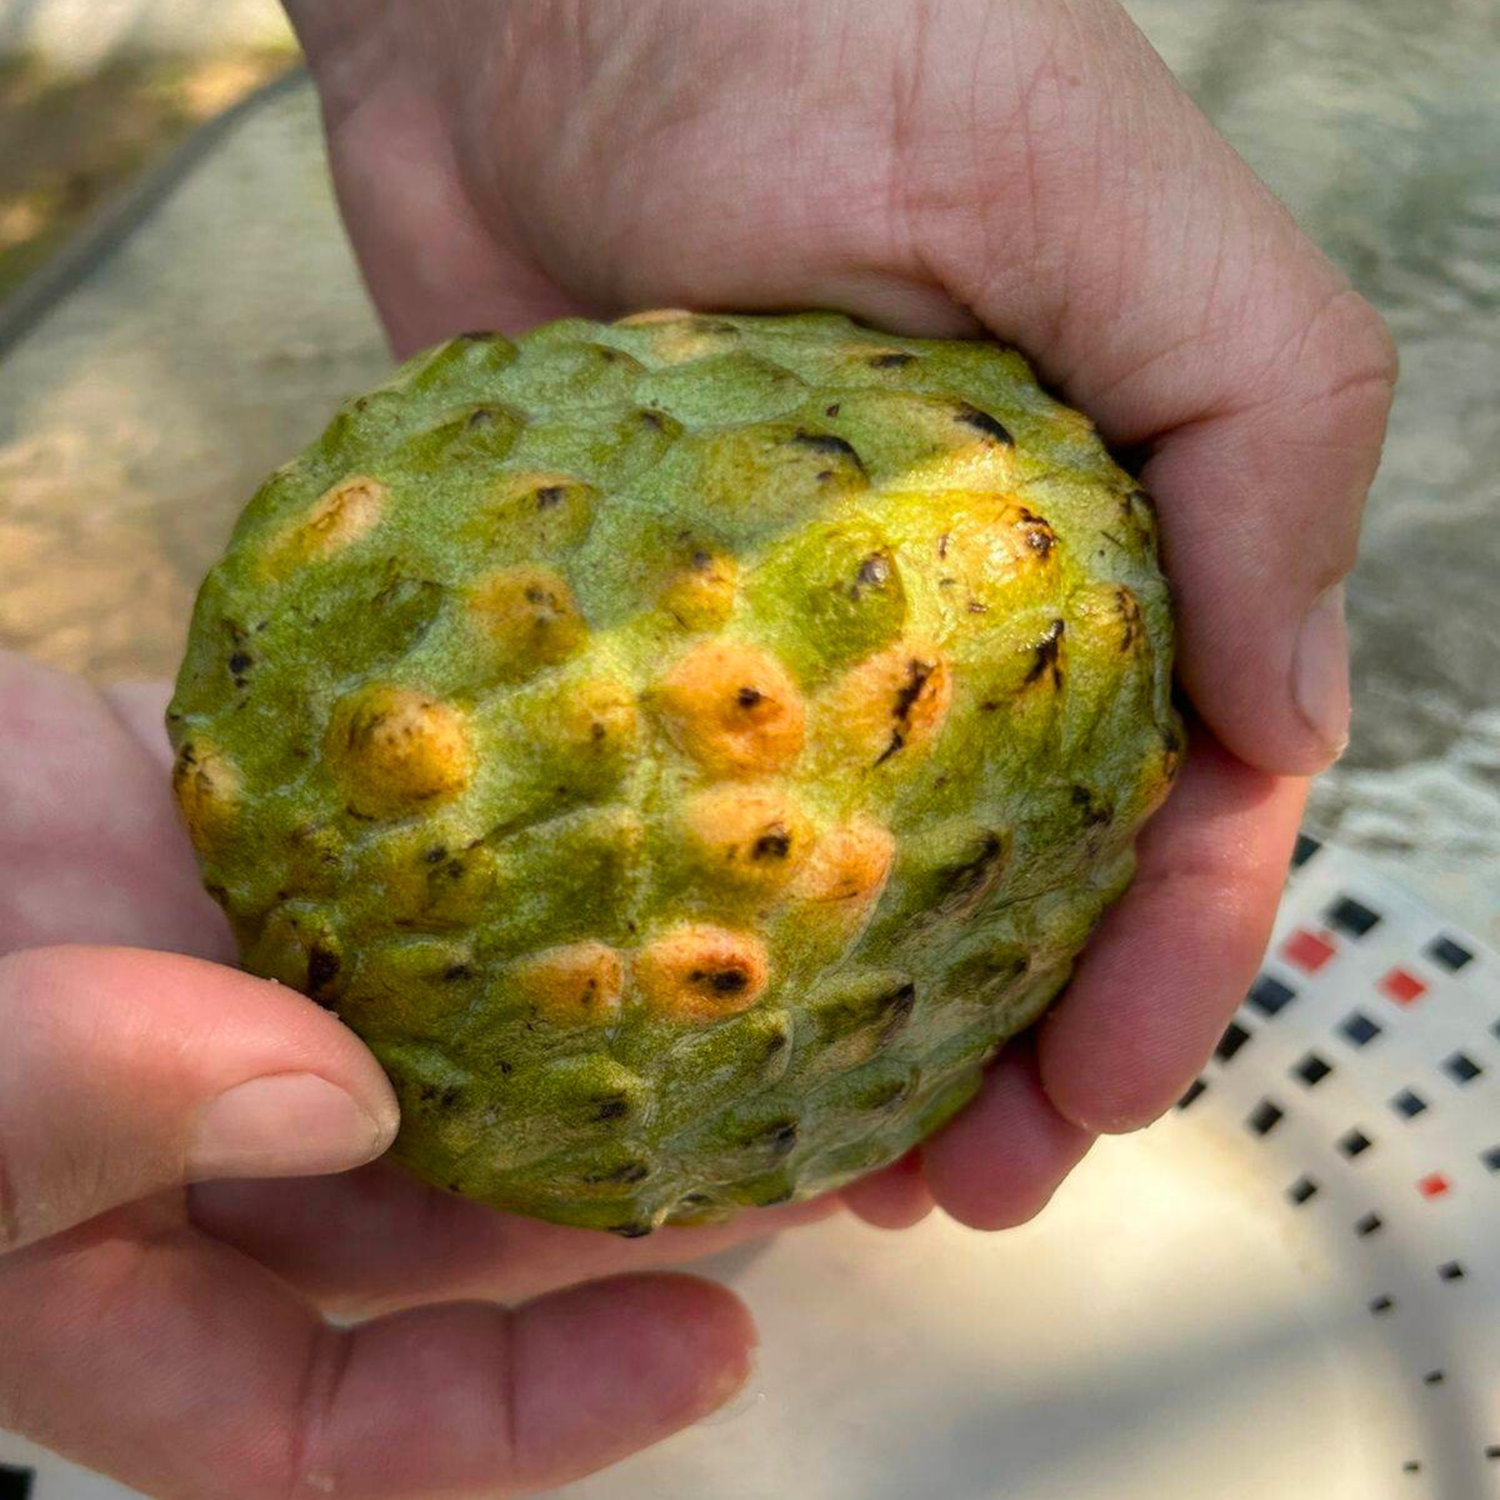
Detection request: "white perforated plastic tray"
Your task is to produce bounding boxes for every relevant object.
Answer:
[4,837,1496,1500]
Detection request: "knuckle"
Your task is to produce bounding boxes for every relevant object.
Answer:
[1303,287,1399,430]
[281,1324,352,1500]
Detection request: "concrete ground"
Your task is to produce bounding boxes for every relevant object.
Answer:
[0,74,387,684]
[0,0,295,300]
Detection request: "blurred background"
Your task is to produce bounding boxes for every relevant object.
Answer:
[0,4,1495,1499]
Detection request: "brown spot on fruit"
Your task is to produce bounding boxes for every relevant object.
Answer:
[1161,722,1185,780]
[581,1160,651,1185]
[682,784,812,891]
[635,925,769,1021]
[473,471,597,560]
[1070,784,1113,827]
[652,642,805,777]
[793,819,895,910]
[1014,506,1056,558]
[867,350,916,369]
[790,429,862,465]
[1126,487,1158,535]
[171,739,239,855]
[469,566,588,680]
[696,418,869,528]
[1024,619,1066,689]
[954,404,1013,445]
[934,832,1009,912]
[326,685,471,819]
[306,945,341,993]
[825,645,953,767]
[510,942,625,1024]
[1115,587,1143,651]
[264,475,385,576]
[929,503,1059,621]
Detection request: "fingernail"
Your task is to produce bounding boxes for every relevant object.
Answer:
[1292,583,1351,761]
[189,1073,394,1179]
[700,1346,764,1427]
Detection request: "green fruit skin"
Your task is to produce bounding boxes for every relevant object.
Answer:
[168,310,1182,1233]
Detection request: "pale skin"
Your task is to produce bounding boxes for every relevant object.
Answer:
[0,2,1395,1496]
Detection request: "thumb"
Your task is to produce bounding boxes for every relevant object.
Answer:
[0,947,398,1253]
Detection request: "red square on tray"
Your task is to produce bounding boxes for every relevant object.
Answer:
[1378,967,1427,1006]
[1418,1173,1450,1200]
[1282,928,1337,973]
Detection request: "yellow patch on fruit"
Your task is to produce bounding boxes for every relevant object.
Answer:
[171,738,238,855]
[326,685,472,819]
[793,818,895,909]
[614,309,696,326]
[822,645,953,768]
[652,641,805,777]
[681,783,812,892]
[613,309,739,363]
[469,565,589,680]
[510,941,625,1024]
[917,496,1061,620]
[634,924,769,1021]
[264,474,385,575]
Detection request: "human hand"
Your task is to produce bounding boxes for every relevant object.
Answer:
[0,651,833,1499]
[283,0,1395,1227]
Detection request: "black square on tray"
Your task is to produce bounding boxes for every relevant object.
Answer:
[1292,833,1322,869]
[1391,1088,1428,1119]
[1294,1052,1334,1087]
[1444,1052,1483,1084]
[1437,1261,1465,1281]
[1339,1011,1383,1047]
[1426,934,1474,971]
[1176,1078,1208,1110]
[1355,1211,1383,1237]
[1248,974,1297,1018]
[1215,1020,1252,1062]
[1247,1099,1284,1136]
[0,1466,34,1500]
[1339,1128,1373,1158]
[1484,1145,1500,1173]
[1325,895,1382,938]
[1287,1175,1319,1205]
